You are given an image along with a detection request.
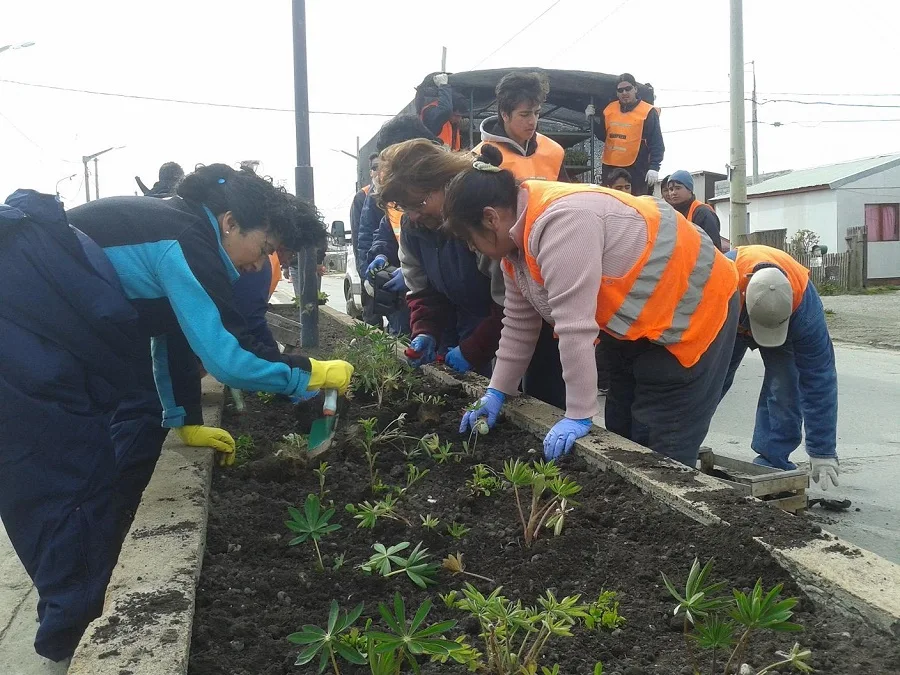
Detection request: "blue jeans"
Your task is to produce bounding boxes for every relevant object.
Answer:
[721,283,837,469]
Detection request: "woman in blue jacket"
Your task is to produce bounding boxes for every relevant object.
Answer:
[0,165,353,662]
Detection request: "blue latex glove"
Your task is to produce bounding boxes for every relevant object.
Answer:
[290,389,320,404]
[460,388,505,434]
[382,267,408,293]
[543,418,592,460]
[444,346,472,373]
[405,334,436,367]
[366,255,388,279]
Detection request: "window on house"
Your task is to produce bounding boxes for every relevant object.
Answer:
[865,203,899,242]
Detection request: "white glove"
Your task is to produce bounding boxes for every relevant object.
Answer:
[809,456,840,491]
[585,103,596,119]
[433,73,449,87]
[645,169,660,187]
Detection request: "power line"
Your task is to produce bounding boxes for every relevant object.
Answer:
[0,79,397,117]
[550,0,633,63]
[665,118,900,134]
[659,87,900,98]
[469,1,562,69]
[761,98,900,109]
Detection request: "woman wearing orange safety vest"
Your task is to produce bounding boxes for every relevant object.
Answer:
[450,146,739,466]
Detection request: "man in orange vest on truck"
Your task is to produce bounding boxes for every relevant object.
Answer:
[664,170,723,251]
[721,245,840,490]
[585,73,665,196]
[420,73,466,150]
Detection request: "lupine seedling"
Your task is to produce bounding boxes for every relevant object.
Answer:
[285,494,341,571]
[396,464,429,497]
[412,392,447,406]
[584,591,626,631]
[314,461,330,501]
[256,391,276,404]
[360,541,439,589]
[345,494,410,529]
[441,552,495,584]
[357,414,415,494]
[234,434,255,465]
[287,600,365,674]
[420,514,440,530]
[331,552,347,571]
[446,521,471,539]
[342,322,411,407]
[466,464,504,497]
[503,459,582,548]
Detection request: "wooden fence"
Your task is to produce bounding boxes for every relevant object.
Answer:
[791,251,852,291]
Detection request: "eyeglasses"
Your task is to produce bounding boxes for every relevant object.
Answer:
[391,192,432,214]
[616,85,635,94]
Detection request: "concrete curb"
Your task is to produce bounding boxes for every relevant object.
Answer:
[67,377,222,675]
[315,305,900,636]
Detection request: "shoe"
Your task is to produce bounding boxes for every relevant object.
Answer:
[752,455,797,471]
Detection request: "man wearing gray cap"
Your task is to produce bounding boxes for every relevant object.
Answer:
[720,245,839,490]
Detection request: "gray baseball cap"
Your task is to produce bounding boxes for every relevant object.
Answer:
[745,267,793,347]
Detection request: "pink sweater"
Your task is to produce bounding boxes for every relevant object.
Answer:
[489,188,648,419]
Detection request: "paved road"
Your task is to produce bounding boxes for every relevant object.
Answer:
[706,344,900,564]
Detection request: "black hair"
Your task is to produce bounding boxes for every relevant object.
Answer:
[442,144,518,241]
[375,115,437,152]
[368,152,379,162]
[452,92,469,114]
[159,162,184,184]
[495,71,549,116]
[617,73,637,88]
[177,163,282,234]
[603,168,632,186]
[267,190,327,253]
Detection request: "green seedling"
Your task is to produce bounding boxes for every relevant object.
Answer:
[503,459,582,548]
[441,552,494,584]
[366,593,464,673]
[584,591,626,631]
[285,494,341,571]
[419,433,441,455]
[397,464,429,497]
[420,514,440,530]
[345,494,410,529]
[466,464,504,497]
[331,552,347,571]
[318,290,329,302]
[342,323,412,407]
[433,440,460,464]
[287,600,365,674]
[256,391,276,404]
[412,392,447,406]
[357,414,414,494]
[314,461,330,501]
[360,541,439,589]
[234,434,255,465]
[446,521,470,539]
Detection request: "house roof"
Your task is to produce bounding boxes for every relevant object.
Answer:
[711,153,900,202]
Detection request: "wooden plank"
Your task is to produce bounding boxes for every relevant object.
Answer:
[745,468,809,484]
[764,493,808,513]
[750,474,808,498]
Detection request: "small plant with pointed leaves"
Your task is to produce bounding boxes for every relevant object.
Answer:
[314,461,330,501]
[661,558,808,675]
[285,494,341,571]
[420,514,440,530]
[446,521,470,539]
[281,432,307,451]
[357,414,415,494]
[396,464,429,498]
[256,391,276,404]
[466,463,504,497]
[345,494,410,529]
[287,600,365,674]
[412,392,447,407]
[343,322,411,407]
[441,552,494,584]
[234,434,255,465]
[502,459,582,548]
[584,591,626,631]
[331,552,347,571]
[360,541,439,589]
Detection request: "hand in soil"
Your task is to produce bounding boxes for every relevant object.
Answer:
[459,387,505,433]
[543,417,592,460]
[176,425,236,466]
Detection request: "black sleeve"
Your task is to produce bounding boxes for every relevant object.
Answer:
[421,85,453,135]
[693,206,723,251]
[590,110,608,142]
[643,108,665,171]
[349,188,367,258]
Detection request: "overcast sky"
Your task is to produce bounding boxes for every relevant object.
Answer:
[3,0,899,223]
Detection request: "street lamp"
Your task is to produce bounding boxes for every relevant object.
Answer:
[82,146,125,202]
[55,173,77,198]
[0,41,35,55]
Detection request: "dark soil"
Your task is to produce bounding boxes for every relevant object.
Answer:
[189,316,899,675]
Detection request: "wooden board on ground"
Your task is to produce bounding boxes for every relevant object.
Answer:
[697,447,808,512]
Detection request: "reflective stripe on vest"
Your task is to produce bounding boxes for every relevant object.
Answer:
[387,206,403,241]
[420,101,460,150]
[515,180,738,367]
[472,134,565,180]
[732,245,809,311]
[601,100,653,167]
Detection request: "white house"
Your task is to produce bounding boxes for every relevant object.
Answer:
[711,154,900,284]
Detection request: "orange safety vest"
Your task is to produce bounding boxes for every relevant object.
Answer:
[362,184,371,195]
[419,101,461,150]
[601,100,653,167]
[386,205,403,241]
[472,134,565,181]
[732,245,809,312]
[686,200,716,223]
[505,181,738,368]
[267,252,282,299]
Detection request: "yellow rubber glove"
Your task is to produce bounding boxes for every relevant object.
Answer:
[307,359,354,394]
[176,425,236,467]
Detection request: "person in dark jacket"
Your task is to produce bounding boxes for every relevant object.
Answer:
[377,139,507,374]
[664,170,723,251]
[134,161,184,198]
[586,73,665,196]
[349,153,382,327]
[419,73,467,150]
[602,167,633,194]
[0,167,353,663]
